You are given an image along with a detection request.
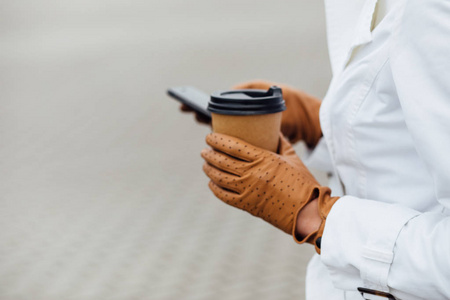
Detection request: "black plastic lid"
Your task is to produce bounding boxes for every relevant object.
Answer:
[208,86,286,116]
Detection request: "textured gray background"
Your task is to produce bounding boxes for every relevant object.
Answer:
[0,0,331,299]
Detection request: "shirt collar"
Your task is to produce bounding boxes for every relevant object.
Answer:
[324,0,379,74]
[352,0,379,47]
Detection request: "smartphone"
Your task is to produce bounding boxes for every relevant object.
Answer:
[167,86,211,119]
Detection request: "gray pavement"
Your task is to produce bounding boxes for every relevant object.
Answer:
[0,0,331,299]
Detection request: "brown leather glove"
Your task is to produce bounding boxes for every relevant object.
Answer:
[233,80,322,148]
[201,133,339,254]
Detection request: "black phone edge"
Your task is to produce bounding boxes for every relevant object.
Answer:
[167,88,212,119]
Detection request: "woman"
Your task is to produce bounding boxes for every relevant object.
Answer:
[187,0,450,298]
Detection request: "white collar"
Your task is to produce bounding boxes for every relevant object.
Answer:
[324,0,379,74]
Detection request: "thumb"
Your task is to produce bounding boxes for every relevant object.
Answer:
[277,133,296,156]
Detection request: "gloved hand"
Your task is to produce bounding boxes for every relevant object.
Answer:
[233,80,323,148]
[201,133,339,254]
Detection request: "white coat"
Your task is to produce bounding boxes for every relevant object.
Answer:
[304,0,450,299]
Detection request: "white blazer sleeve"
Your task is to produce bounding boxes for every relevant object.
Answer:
[320,1,450,299]
[388,0,450,297]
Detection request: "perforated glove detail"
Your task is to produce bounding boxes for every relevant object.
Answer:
[201,133,339,253]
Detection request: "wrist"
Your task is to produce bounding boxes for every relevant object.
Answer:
[295,198,322,239]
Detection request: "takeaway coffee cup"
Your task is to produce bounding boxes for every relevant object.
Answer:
[207,86,286,153]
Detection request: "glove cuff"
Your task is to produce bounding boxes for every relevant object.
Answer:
[292,187,339,254]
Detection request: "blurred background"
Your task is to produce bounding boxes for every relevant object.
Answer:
[0,0,331,299]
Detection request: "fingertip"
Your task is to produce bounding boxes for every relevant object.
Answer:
[200,148,209,159]
[208,180,219,196]
[208,180,215,189]
[205,132,224,147]
[205,132,235,151]
[205,132,214,143]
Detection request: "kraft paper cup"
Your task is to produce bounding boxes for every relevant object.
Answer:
[208,86,286,153]
[211,112,282,153]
